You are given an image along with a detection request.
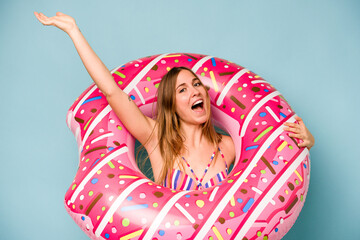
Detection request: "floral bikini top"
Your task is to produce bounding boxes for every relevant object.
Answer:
[163,148,228,190]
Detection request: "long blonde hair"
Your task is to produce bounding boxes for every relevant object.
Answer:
[154,67,222,185]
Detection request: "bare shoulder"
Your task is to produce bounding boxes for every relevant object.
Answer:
[219,135,236,165]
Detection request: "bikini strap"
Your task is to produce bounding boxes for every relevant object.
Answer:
[181,147,226,189]
[219,148,229,175]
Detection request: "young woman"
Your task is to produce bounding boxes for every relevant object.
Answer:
[34,12,315,190]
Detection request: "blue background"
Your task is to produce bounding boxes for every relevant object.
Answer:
[1,0,359,239]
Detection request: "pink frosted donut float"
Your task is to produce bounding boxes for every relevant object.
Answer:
[65,53,310,240]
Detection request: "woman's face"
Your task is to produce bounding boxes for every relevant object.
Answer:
[174,70,209,126]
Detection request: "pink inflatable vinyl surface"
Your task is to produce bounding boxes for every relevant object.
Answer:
[65,53,310,240]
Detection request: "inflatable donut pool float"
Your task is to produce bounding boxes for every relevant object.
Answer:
[65,53,310,240]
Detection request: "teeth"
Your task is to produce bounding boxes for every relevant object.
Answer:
[192,100,203,106]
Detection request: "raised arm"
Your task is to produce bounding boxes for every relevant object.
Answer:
[34,12,156,146]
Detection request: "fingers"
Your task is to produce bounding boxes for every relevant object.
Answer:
[283,122,301,134]
[34,11,42,21]
[287,132,303,139]
[283,116,314,149]
[34,12,51,25]
[35,11,77,35]
[297,141,308,148]
[283,122,298,128]
[283,127,300,135]
[294,116,307,129]
[294,115,303,122]
[35,12,65,29]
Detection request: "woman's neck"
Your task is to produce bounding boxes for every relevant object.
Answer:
[180,122,205,150]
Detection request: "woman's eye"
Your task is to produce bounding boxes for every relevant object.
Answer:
[194,82,201,87]
[179,88,185,93]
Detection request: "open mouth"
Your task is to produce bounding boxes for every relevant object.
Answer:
[191,100,204,111]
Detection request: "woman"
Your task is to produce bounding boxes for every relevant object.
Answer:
[34,12,315,190]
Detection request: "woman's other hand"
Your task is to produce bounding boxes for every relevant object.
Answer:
[34,12,78,35]
[283,116,315,150]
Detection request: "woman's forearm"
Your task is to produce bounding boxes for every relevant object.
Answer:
[68,26,117,97]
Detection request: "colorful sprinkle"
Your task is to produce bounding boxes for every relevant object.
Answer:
[245,145,259,151]
[122,218,130,227]
[83,116,94,131]
[243,198,255,213]
[295,170,303,182]
[114,71,126,78]
[230,95,246,109]
[119,175,138,179]
[196,200,205,208]
[82,96,102,105]
[277,141,288,152]
[254,126,273,142]
[91,178,99,184]
[212,226,223,240]
[107,161,115,169]
[86,193,103,215]
[209,71,219,92]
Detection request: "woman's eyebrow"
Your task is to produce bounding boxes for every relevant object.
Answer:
[176,83,186,90]
[176,78,200,89]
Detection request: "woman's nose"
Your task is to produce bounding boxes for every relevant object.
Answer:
[191,86,200,97]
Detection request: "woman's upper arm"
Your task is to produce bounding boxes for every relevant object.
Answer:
[106,87,156,146]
